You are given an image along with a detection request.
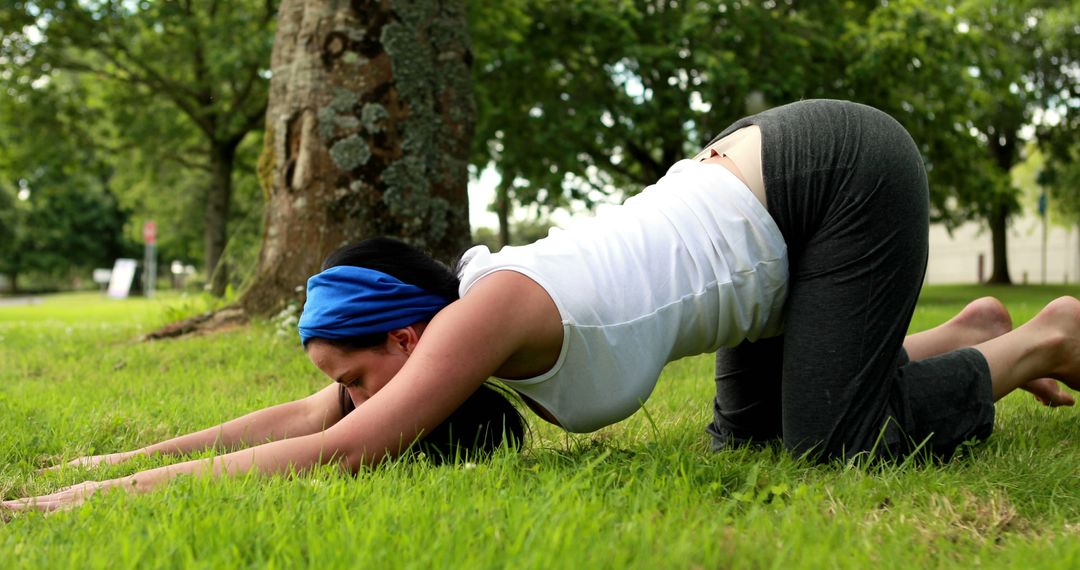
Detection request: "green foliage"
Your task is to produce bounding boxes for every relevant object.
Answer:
[472,216,557,249]
[1035,0,1080,224]
[848,0,1076,231]
[2,288,1080,566]
[468,0,1078,276]
[0,0,277,290]
[0,73,131,291]
[469,0,871,215]
[846,0,996,227]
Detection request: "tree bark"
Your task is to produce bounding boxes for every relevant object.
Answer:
[238,0,476,317]
[496,178,511,248]
[206,142,237,297]
[987,199,1011,284]
[986,131,1017,285]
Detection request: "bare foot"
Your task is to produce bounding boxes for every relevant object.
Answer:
[1035,296,1080,393]
[905,297,1013,361]
[953,297,1077,405]
[932,297,1074,405]
[1022,378,1076,407]
[948,297,1013,346]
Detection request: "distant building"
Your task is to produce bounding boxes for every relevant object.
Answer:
[927,212,1079,285]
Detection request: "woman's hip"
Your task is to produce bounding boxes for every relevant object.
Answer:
[712,99,929,255]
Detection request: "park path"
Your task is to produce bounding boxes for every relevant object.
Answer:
[0,296,41,307]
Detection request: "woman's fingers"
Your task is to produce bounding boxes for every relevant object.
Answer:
[37,454,110,474]
[37,457,85,474]
[1,481,106,513]
[3,495,74,511]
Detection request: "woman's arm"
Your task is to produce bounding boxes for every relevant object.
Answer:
[140,382,347,454]
[45,382,346,471]
[6,272,552,511]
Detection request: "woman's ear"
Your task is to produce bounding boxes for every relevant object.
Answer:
[386,323,425,355]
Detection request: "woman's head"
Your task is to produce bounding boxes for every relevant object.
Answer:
[306,326,424,409]
[298,237,458,350]
[300,237,526,461]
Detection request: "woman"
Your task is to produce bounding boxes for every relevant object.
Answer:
[5,99,1078,514]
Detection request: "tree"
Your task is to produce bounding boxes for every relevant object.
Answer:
[0,76,130,292]
[1,1,277,295]
[470,0,1073,284]
[0,183,26,292]
[1035,1,1080,228]
[234,0,475,318]
[953,0,1050,284]
[469,0,871,246]
[855,1,1031,285]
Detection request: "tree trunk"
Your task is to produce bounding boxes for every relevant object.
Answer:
[987,199,1012,284]
[206,142,237,297]
[986,131,1017,285]
[238,0,476,317]
[496,178,511,248]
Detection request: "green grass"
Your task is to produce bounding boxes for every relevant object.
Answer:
[2,287,1079,569]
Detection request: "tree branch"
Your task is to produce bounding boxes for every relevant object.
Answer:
[228,64,263,122]
[89,33,214,137]
[263,0,278,23]
[234,100,270,145]
[623,139,663,185]
[164,153,213,173]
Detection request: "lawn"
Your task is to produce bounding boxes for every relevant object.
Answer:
[1,286,1078,569]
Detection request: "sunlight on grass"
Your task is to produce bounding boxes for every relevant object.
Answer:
[1,286,1078,568]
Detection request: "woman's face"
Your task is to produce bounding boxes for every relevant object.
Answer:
[306,327,420,408]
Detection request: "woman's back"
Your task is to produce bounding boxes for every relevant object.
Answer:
[459,159,788,432]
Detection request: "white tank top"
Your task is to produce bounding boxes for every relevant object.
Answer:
[458,160,788,432]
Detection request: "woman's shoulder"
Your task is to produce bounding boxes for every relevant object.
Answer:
[457,244,548,297]
[454,268,565,377]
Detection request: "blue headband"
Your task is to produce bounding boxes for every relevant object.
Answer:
[297,265,452,345]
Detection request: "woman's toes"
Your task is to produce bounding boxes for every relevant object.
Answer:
[1022,378,1076,407]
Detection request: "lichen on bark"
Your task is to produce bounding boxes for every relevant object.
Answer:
[361,103,389,133]
[318,87,362,140]
[330,134,372,171]
[256,125,275,202]
[376,0,473,250]
[388,0,435,29]
[235,0,475,319]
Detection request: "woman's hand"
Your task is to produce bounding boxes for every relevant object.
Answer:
[2,477,134,515]
[39,451,141,473]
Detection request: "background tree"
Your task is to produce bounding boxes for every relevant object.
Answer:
[943,0,1059,284]
[234,0,476,318]
[1035,1,1080,231]
[469,0,872,246]
[469,0,1075,286]
[0,74,130,292]
[1,0,277,295]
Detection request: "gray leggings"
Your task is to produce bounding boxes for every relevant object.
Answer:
[706,100,994,461]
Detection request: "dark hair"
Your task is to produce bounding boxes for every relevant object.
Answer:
[321,236,527,461]
[315,237,461,351]
[338,382,525,464]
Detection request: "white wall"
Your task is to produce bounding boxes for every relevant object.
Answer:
[926,213,1080,285]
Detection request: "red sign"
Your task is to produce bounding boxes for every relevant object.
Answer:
[143,221,157,245]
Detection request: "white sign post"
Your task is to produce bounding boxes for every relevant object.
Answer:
[107,259,138,299]
[143,220,157,298]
